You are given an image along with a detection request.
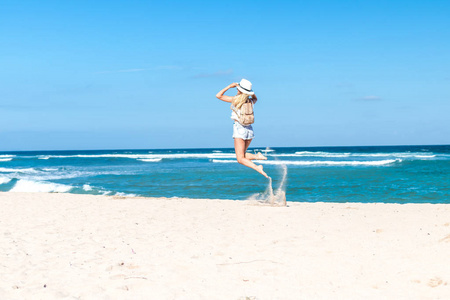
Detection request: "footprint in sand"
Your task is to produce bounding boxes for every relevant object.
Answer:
[428,277,444,288]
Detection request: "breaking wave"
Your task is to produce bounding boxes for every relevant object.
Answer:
[0,167,41,174]
[37,153,236,160]
[212,159,400,166]
[283,151,437,159]
[9,179,74,193]
[0,176,12,184]
[137,158,163,162]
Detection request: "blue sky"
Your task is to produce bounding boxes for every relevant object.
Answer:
[1,0,449,151]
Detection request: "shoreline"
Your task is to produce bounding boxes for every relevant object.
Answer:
[1,192,450,299]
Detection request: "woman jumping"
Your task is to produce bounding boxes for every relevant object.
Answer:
[216,79,268,178]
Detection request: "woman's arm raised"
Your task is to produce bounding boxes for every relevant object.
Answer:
[251,93,258,104]
[216,83,237,103]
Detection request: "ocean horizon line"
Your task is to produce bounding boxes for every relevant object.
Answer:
[1,143,449,154]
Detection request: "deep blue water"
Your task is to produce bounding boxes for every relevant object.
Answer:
[0,145,449,203]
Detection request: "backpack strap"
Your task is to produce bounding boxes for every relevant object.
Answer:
[230,104,240,116]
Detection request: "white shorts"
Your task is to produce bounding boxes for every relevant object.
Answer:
[232,122,254,140]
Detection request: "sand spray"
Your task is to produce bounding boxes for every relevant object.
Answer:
[249,162,287,206]
[269,164,287,206]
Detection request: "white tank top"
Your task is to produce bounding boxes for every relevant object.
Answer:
[230,104,240,122]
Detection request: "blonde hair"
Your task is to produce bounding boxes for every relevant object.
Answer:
[232,94,249,110]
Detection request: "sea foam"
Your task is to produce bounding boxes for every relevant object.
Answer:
[293,151,351,157]
[0,167,40,173]
[137,158,163,162]
[259,159,400,166]
[10,179,73,193]
[37,153,236,160]
[0,177,12,185]
[114,192,138,197]
[212,159,400,166]
[16,170,125,181]
[289,151,437,159]
[82,184,93,191]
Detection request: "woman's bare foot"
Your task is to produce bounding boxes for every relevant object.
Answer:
[255,152,267,160]
[256,165,269,178]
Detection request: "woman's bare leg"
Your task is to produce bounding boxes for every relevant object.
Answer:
[234,138,268,178]
[243,140,267,160]
[245,152,267,160]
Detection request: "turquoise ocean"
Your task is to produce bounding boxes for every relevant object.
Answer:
[0,145,449,203]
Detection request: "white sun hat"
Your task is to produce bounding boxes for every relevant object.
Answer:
[237,78,254,95]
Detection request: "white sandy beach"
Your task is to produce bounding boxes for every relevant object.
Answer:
[1,192,450,299]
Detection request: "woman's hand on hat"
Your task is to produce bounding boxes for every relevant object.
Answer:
[229,82,238,88]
